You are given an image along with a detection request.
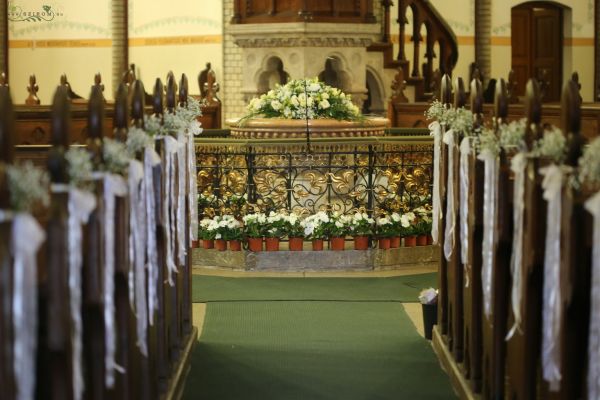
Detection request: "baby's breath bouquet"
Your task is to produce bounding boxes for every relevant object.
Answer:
[242,78,361,122]
[531,126,566,163]
[578,137,600,186]
[6,161,50,212]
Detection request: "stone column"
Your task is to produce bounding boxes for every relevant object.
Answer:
[0,0,8,77]
[112,0,128,96]
[474,0,491,85]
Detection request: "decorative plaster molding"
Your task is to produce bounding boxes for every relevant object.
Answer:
[234,36,373,48]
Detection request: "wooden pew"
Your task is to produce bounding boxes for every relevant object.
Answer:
[446,77,466,362]
[462,78,484,393]
[437,74,452,337]
[480,78,511,400]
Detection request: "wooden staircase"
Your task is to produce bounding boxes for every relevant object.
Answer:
[368,0,459,102]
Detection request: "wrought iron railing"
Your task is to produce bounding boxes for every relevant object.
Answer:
[195,136,433,217]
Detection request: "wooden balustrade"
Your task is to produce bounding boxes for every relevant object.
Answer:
[0,68,198,399]
[432,70,597,400]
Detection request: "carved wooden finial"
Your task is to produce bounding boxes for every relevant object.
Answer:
[152,78,164,118]
[179,73,189,108]
[204,68,220,106]
[453,77,466,108]
[93,73,105,101]
[114,83,129,141]
[0,72,8,87]
[469,63,481,85]
[470,78,484,128]
[390,68,408,103]
[25,74,40,105]
[60,73,83,101]
[537,68,550,102]
[430,69,442,99]
[507,70,519,104]
[48,86,71,183]
[87,85,105,166]
[166,73,177,113]
[440,74,453,106]
[494,78,508,124]
[524,79,542,147]
[198,62,212,99]
[131,80,146,129]
[562,79,584,167]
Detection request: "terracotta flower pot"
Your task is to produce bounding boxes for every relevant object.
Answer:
[247,237,263,252]
[427,235,433,245]
[330,237,345,251]
[202,239,214,249]
[378,237,391,250]
[215,239,227,251]
[390,236,401,248]
[312,239,324,251]
[229,240,242,251]
[265,237,279,251]
[191,240,199,248]
[354,236,369,250]
[417,235,428,246]
[289,237,304,251]
[404,236,417,247]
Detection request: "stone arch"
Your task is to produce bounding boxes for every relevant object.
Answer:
[318,55,352,93]
[255,55,290,95]
[364,66,386,115]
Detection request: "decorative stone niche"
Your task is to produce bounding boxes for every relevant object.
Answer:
[228,22,380,108]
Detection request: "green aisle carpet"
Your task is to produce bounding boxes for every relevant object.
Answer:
[183,301,455,400]
[191,272,438,303]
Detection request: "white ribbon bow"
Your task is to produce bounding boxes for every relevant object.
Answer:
[477,149,499,320]
[430,121,442,244]
[586,190,600,400]
[163,136,179,285]
[11,212,46,400]
[144,146,161,324]
[103,173,127,388]
[506,152,528,340]
[459,137,471,285]
[443,129,456,261]
[540,164,564,391]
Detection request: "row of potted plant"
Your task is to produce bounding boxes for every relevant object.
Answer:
[197,208,433,252]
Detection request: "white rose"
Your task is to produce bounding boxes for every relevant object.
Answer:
[321,93,329,100]
[391,213,401,222]
[308,83,321,92]
[290,96,299,107]
[335,221,343,228]
[270,100,282,110]
[319,99,330,109]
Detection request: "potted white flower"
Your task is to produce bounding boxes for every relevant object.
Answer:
[242,212,267,252]
[283,212,305,251]
[323,212,350,251]
[348,211,374,250]
[198,217,218,249]
[301,211,329,250]
[375,214,394,249]
[265,211,287,251]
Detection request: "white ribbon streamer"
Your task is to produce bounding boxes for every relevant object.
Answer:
[65,187,96,400]
[540,164,564,391]
[459,137,471,285]
[188,131,199,243]
[477,149,499,320]
[163,136,179,285]
[506,152,528,340]
[11,213,45,400]
[443,129,456,261]
[177,130,187,266]
[586,190,600,400]
[128,160,148,356]
[103,173,127,388]
[144,146,161,324]
[430,121,442,244]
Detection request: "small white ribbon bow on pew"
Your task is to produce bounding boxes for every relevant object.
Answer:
[459,137,471,286]
[144,146,161,324]
[443,129,456,261]
[163,136,179,285]
[430,121,442,244]
[128,160,149,356]
[2,211,46,400]
[102,173,128,388]
[477,148,499,320]
[540,164,566,391]
[506,152,528,340]
[586,190,600,400]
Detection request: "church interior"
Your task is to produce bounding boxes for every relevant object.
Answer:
[0,0,599,399]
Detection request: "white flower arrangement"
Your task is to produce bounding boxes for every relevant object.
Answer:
[143,115,168,137]
[213,214,243,240]
[425,100,455,126]
[242,78,361,121]
[498,118,527,152]
[477,128,500,156]
[531,126,566,164]
[449,107,474,136]
[418,288,438,305]
[126,127,155,156]
[102,138,131,175]
[65,147,93,188]
[301,211,329,239]
[578,137,600,185]
[348,211,374,236]
[6,161,50,212]
[242,212,267,238]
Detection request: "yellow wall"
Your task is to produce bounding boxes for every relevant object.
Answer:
[8,0,223,104]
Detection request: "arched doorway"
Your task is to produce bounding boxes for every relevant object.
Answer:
[511,2,567,102]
